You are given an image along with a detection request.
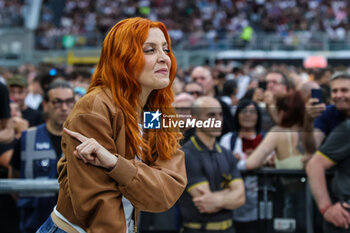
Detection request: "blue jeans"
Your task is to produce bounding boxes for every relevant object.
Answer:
[36,215,67,233]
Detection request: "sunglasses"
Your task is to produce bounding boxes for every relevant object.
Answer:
[187,91,202,96]
[49,98,75,108]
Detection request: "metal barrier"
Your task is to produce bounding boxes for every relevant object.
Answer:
[243,168,313,233]
[0,169,333,233]
[0,179,58,194]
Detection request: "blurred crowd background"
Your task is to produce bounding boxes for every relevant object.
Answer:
[1,1,350,233]
[1,0,350,50]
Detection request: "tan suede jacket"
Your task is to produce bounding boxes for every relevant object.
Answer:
[56,87,187,233]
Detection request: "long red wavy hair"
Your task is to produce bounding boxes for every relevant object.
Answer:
[88,17,181,164]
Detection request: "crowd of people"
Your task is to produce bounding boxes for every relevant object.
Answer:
[1,0,350,49]
[1,51,350,232]
[0,1,349,232]
[0,63,91,233]
[172,61,350,233]
[0,0,26,28]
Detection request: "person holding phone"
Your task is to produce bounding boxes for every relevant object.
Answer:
[311,89,324,105]
[302,72,350,155]
[258,80,267,91]
[37,17,187,233]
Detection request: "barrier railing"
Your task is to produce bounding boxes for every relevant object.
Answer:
[243,168,312,233]
[0,179,58,194]
[0,169,333,233]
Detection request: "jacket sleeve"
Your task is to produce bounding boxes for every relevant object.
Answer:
[64,112,125,232]
[108,147,187,212]
[63,106,187,231]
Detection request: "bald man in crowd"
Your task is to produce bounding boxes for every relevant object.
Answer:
[179,96,245,233]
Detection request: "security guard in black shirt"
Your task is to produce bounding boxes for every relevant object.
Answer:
[179,96,245,233]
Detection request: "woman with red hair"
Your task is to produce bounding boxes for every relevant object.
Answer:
[37,17,187,233]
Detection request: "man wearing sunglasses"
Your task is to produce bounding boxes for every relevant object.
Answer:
[184,82,204,99]
[9,80,75,233]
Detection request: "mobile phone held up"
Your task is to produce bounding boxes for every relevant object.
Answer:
[258,80,267,90]
[311,88,324,105]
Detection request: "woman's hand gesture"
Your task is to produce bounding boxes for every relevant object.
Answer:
[64,128,118,171]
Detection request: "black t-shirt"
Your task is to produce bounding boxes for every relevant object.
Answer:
[49,132,62,158]
[0,82,10,119]
[179,135,242,222]
[22,107,43,127]
[318,119,350,200]
[10,126,62,171]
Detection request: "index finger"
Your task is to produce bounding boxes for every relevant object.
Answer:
[64,128,89,143]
